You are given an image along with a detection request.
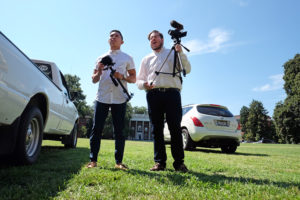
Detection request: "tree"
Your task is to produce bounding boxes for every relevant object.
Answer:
[244,100,271,141]
[65,74,85,107]
[65,74,93,118]
[240,106,249,133]
[132,106,148,114]
[273,54,300,144]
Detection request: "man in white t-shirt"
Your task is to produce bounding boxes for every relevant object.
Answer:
[87,30,136,170]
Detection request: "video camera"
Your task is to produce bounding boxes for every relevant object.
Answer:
[168,20,187,44]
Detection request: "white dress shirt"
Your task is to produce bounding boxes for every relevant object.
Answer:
[136,47,191,90]
[95,50,135,104]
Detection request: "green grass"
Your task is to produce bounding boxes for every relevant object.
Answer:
[0,139,299,200]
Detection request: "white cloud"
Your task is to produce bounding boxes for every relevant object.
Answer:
[253,74,284,92]
[184,28,233,56]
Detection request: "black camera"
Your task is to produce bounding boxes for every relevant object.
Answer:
[168,20,187,43]
[100,55,114,66]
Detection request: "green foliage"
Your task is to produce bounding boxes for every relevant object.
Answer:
[243,100,271,141]
[283,54,300,96]
[65,74,93,118]
[273,54,300,144]
[273,96,300,144]
[240,106,249,133]
[65,74,86,105]
[79,125,87,137]
[132,106,148,114]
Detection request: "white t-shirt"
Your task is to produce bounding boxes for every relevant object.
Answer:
[95,50,135,104]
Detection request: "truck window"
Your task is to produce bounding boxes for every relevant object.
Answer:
[35,63,53,80]
[60,71,71,99]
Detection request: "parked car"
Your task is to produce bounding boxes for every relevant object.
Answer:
[163,104,242,153]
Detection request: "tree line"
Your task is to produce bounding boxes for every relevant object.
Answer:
[240,54,300,144]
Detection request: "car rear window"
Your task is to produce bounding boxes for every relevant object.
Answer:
[196,106,233,117]
[182,106,193,115]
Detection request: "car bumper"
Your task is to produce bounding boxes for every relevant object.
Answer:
[189,127,242,142]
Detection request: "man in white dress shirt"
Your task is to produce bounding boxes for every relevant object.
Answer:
[87,30,136,170]
[137,30,191,172]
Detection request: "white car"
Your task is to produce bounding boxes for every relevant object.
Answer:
[164,104,242,153]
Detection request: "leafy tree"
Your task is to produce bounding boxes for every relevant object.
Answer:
[133,106,148,114]
[273,54,300,144]
[240,106,249,133]
[283,54,300,96]
[65,74,93,118]
[244,100,270,141]
[65,74,85,106]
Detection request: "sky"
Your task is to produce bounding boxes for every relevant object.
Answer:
[1,0,299,116]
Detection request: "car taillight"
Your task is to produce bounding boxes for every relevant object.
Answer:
[190,117,204,127]
[237,123,241,130]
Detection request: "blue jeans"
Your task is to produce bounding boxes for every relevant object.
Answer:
[89,101,126,164]
[146,89,184,168]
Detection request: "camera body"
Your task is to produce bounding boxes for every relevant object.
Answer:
[168,29,187,42]
[168,20,187,44]
[100,55,114,66]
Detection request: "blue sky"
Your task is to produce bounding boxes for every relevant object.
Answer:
[1,0,299,116]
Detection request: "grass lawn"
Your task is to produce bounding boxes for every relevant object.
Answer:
[0,138,299,200]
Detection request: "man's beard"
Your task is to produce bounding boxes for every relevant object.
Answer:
[152,42,163,51]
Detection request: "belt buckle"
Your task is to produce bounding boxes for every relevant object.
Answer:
[159,88,166,92]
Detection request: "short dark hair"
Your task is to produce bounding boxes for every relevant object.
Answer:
[110,30,123,40]
[148,30,163,40]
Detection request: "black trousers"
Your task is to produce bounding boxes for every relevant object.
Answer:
[146,88,184,168]
[89,101,126,164]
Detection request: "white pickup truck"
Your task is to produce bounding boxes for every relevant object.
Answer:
[0,32,79,164]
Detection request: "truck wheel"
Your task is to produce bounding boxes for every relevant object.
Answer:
[64,123,78,148]
[182,129,194,150]
[221,145,237,154]
[16,106,43,164]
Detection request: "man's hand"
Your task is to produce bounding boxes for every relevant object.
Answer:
[144,82,155,90]
[92,62,104,83]
[113,71,125,80]
[175,44,182,53]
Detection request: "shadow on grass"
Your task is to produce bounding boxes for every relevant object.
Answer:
[0,146,89,199]
[166,145,269,157]
[190,148,269,157]
[124,168,299,190]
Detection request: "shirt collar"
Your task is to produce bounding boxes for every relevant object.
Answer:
[109,49,121,55]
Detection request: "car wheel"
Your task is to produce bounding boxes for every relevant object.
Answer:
[221,145,237,153]
[182,129,194,150]
[64,123,78,148]
[16,106,43,164]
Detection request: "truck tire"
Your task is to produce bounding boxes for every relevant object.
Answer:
[182,128,195,150]
[64,123,78,148]
[16,106,43,164]
[221,145,237,154]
